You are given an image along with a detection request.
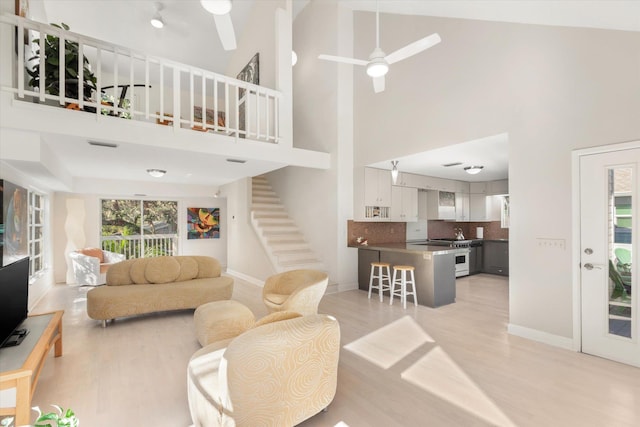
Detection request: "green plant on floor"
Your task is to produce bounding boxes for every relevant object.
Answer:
[27,23,97,101]
[0,405,78,427]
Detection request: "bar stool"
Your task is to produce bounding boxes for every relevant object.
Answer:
[390,265,417,309]
[368,262,391,302]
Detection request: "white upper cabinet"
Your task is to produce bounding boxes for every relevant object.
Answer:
[470,182,487,194]
[391,186,419,222]
[364,167,392,207]
[455,192,470,221]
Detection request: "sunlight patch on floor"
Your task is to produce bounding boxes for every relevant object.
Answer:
[343,316,434,369]
[401,346,516,427]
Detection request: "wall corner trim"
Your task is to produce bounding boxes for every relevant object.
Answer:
[225,269,265,288]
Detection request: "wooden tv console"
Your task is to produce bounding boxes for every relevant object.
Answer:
[0,311,64,425]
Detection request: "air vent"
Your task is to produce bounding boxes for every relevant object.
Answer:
[442,162,462,167]
[226,158,247,164]
[88,141,118,148]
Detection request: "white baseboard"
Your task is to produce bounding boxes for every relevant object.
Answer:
[337,281,359,292]
[225,269,264,288]
[507,323,574,351]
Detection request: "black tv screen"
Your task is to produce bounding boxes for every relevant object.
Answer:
[0,257,30,347]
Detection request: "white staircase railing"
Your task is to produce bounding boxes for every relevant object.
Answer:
[0,14,281,143]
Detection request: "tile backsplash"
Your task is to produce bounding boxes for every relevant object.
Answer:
[347,220,508,246]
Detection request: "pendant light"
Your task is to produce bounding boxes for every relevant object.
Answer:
[391,160,399,184]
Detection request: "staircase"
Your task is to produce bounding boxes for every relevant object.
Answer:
[251,176,325,273]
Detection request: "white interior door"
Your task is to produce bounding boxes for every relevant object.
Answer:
[580,147,639,367]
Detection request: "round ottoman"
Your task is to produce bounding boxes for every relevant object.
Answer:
[194,300,256,347]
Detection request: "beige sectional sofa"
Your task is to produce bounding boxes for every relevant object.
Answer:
[86,256,233,326]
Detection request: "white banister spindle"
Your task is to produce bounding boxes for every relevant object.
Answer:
[145,57,150,119]
[113,50,119,116]
[189,69,194,127]
[275,95,279,143]
[246,87,251,138]
[266,93,270,141]
[173,70,180,129]
[59,34,65,105]
[225,83,230,134]
[256,90,261,139]
[129,51,134,117]
[78,40,85,109]
[213,77,219,132]
[96,48,102,115]
[17,22,24,98]
[201,74,206,130]
[159,62,164,120]
[38,32,45,102]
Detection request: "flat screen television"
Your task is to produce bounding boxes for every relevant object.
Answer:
[0,257,30,347]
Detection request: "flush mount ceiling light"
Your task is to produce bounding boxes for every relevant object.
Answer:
[464,166,484,175]
[146,168,166,178]
[391,160,399,184]
[150,3,164,28]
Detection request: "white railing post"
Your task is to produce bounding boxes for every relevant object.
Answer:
[173,69,180,129]
[58,33,65,105]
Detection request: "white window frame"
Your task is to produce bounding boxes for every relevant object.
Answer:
[28,190,46,279]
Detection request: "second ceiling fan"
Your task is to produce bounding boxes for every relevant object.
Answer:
[200,0,236,51]
[319,3,441,93]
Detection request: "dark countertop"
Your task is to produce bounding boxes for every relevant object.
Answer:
[353,242,469,255]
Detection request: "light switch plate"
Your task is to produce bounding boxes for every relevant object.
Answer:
[536,238,566,250]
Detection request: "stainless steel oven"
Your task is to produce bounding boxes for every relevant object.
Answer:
[426,239,471,278]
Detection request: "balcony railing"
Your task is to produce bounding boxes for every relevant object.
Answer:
[0,14,281,143]
[101,234,178,260]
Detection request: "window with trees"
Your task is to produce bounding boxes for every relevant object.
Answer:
[101,199,178,259]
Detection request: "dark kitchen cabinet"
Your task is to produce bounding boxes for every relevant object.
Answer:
[469,245,483,275]
[482,240,509,276]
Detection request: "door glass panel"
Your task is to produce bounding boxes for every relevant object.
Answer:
[608,168,633,338]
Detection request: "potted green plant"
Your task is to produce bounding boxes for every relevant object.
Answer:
[26,23,97,103]
[0,405,79,427]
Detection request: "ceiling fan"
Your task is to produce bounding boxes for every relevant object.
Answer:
[200,0,237,51]
[318,3,441,93]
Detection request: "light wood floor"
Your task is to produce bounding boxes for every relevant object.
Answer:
[22,274,640,426]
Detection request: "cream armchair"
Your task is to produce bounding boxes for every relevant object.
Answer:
[187,314,340,427]
[262,269,329,316]
[69,248,125,286]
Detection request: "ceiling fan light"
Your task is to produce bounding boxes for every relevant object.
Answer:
[367,60,388,77]
[147,168,167,178]
[200,0,232,15]
[150,14,164,28]
[464,166,484,175]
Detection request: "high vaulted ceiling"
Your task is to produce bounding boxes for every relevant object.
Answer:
[17,0,639,190]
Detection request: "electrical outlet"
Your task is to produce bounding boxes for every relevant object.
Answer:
[536,238,566,250]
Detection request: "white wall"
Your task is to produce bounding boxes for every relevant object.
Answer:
[53,191,227,284]
[349,13,640,341]
[266,0,357,289]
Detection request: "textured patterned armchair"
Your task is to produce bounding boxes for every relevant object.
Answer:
[69,248,125,286]
[262,269,329,316]
[187,314,340,427]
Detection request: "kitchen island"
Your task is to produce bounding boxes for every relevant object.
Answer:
[357,243,469,308]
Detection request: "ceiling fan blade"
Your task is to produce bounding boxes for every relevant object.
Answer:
[373,75,385,93]
[385,33,441,65]
[213,13,237,51]
[318,54,368,67]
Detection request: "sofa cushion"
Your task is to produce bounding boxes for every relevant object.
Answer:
[106,259,136,286]
[80,248,104,263]
[193,256,220,278]
[176,257,199,282]
[145,257,181,284]
[130,258,150,284]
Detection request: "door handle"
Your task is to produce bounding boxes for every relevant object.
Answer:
[583,263,603,270]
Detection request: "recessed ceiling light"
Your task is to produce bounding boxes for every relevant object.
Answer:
[88,141,118,148]
[147,168,166,178]
[464,166,484,175]
[226,158,246,164]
